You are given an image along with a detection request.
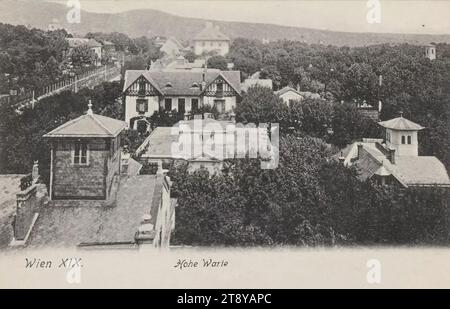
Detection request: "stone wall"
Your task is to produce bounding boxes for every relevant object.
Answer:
[52,138,108,199]
[14,185,38,241]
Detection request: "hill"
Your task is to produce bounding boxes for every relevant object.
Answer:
[1,0,449,46]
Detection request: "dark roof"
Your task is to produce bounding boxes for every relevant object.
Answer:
[27,175,164,247]
[123,70,241,96]
[194,24,230,41]
[43,112,127,138]
[378,117,425,131]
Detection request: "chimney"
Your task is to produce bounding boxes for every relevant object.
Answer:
[32,161,39,183]
[357,143,363,159]
[338,151,345,164]
[121,152,130,176]
[296,84,300,92]
[388,148,396,164]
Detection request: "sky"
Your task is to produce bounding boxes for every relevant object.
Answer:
[49,0,450,34]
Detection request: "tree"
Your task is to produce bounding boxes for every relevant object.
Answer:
[235,85,288,126]
[184,50,197,63]
[70,45,96,68]
[207,55,228,70]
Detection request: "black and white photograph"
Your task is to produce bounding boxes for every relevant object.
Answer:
[0,0,450,291]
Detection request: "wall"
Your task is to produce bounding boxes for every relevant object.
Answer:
[14,185,39,241]
[203,96,236,112]
[158,96,201,113]
[125,95,160,125]
[194,40,229,56]
[52,138,108,199]
[153,176,176,248]
[386,129,418,156]
[106,135,121,197]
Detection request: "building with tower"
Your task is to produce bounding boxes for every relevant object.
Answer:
[425,44,436,60]
[338,114,450,187]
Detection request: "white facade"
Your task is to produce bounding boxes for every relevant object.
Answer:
[425,45,436,60]
[386,128,419,157]
[125,95,159,126]
[194,40,229,56]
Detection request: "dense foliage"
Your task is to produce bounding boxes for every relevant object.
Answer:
[171,135,450,246]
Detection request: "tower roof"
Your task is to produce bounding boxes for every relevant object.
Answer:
[43,103,126,138]
[378,116,424,131]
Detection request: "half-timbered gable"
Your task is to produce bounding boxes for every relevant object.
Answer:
[124,75,161,97]
[123,69,241,129]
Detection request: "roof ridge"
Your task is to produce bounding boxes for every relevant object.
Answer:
[89,114,113,135]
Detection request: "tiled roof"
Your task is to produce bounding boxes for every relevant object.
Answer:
[345,142,450,187]
[194,24,230,41]
[43,113,127,138]
[378,117,425,131]
[123,70,241,96]
[27,175,163,247]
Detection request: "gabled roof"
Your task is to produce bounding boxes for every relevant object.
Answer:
[378,116,425,131]
[43,111,126,138]
[275,86,303,97]
[194,24,230,41]
[123,70,241,96]
[343,142,450,187]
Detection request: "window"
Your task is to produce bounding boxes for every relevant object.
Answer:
[214,99,225,114]
[288,99,295,108]
[407,136,412,144]
[191,98,199,112]
[178,98,186,113]
[386,131,390,142]
[136,98,148,113]
[165,98,172,111]
[401,136,406,144]
[73,141,88,165]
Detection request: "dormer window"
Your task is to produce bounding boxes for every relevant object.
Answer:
[165,82,172,88]
[191,82,199,88]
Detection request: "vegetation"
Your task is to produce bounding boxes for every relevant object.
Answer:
[171,134,450,246]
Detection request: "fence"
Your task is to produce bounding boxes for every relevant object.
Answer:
[12,65,121,110]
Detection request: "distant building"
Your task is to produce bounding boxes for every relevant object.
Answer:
[160,37,186,57]
[43,102,127,200]
[193,22,230,56]
[340,115,450,187]
[66,38,103,66]
[123,69,241,130]
[101,40,116,53]
[136,117,274,173]
[425,43,436,60]
[150,55,206,71]
[241,72,273,92]
[275,86,320,106]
